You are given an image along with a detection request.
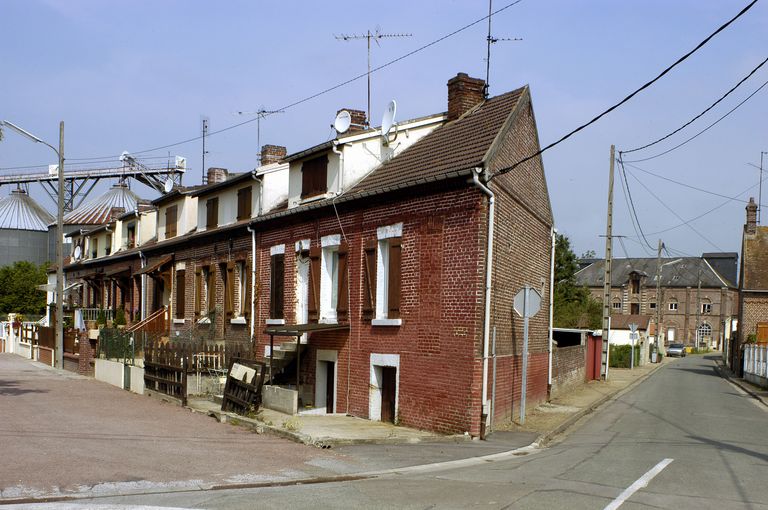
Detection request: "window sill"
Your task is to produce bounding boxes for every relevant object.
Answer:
[230,317,247,325]
[319,318,338,325]
[372,318,402,327]
[172,318,186,324]
[300,193,329,204]
[265,318,285,325]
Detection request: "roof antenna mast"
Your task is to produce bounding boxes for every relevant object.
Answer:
[236,107,285,164]
[484,0,522,98]
[335,27,412,126]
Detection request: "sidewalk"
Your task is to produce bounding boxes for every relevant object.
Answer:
[713,355,768,406]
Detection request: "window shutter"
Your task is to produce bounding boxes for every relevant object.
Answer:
[166,206,177,238]
[388,238,402,319]
[237,186,252,221]
[194,268,202,316]
[337,242,349,321]
[175,270,185,319]
[225,261,235,316]
[362,240,377,319]
[301,156,328,198]
[207,198,218,229]
[308,246,321,322]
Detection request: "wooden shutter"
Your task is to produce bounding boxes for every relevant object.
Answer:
[175,270,185,319]
[362,240,377,319]
[237,186,252,221]
[337,242,349,321]
[301,156,328,198]
[206,197,218,229]
[194,268,202,316]
[388,238,402,319]
[225,261,235,316]
[308,246,321,322]
[166,205,177,238]
[270,254,284,319]
[758,323,768,343]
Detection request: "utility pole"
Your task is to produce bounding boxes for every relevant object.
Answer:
[761,151,766,224]
[695,266,702,348]
[56,122,64,370]
[601,145,615,379]
[655,239,664,356]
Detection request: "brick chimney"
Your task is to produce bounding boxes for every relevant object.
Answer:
[207,167,228,185]
[336,109,367,132]
[260,145,287,166]
[746,197,758,234]
[109,207,125,221]
[447,73,486,121]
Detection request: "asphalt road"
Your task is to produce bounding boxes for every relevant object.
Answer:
[42,354,767,509]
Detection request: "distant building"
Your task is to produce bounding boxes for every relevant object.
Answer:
[0,188,54,267]
[576,253,738,348]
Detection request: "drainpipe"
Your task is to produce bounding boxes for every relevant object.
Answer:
[471,167,494,438]
[332,141,344,193]
[246,225,257,341]
[139,251,147,321]
[548,227,556,398]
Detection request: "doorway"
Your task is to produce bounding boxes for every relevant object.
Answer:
[380,367,397,423]
[315,349,338,414]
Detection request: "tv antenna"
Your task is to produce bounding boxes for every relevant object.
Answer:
[484,0,522,97]
[335,27,412,127]
[236,107,285,162]
[201,116,209,183]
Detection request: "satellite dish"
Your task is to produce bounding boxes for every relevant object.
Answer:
[334,110,352,134]
[73,245,82,260]
[381,100,397,139]
[163,177,174,193]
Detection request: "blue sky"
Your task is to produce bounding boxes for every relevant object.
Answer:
[1,0,766,259]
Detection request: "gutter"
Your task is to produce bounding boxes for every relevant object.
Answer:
[471,167,494,438]
[246,225,257,340]
[139,251,147,321]
[548,227,556,393]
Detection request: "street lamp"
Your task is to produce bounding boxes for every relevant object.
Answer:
[1,120,65,369]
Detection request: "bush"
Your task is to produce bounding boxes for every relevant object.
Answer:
[114,308,126,327]
[96,308,107,327]
[609,344,641,368]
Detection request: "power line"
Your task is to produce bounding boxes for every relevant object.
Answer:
[618,153,655,252]
[624,167,727,252]
[616,158,654,256]
[623,76,768,163]
[490,0,759,180]
[622,55,768,154]
[61,0,526,163]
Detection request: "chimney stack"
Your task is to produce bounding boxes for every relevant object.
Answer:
[109,207,125,221]
[207,167,228,185]
[338,109,367,132]
[260,145,287,166]
[447,73,486,121]
[746,197,758,234]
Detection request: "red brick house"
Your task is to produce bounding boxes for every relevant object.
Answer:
[252,73,554,436]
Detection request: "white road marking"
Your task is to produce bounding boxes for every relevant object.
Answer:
[604,458,674,510]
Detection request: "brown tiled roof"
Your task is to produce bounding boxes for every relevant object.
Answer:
[349,87,525,195]
[742,226,768,290]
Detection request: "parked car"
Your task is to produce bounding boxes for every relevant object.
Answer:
[667,343,687,357]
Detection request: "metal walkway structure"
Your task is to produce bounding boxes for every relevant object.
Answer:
[0,155,186,212]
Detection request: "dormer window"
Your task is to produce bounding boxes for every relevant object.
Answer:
[126,223,136,248]
[91,238,98,259]
[105,234,112,256]
[206,197,219,229]
[301,155,328,199]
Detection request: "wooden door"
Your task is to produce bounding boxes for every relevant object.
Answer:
[586,335,601,381]
[325,361,335,414]
[381,367,396,423]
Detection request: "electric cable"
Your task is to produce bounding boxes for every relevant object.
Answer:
[617,158,654,256]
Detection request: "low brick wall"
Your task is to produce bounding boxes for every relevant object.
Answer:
[63,353,79,373]
[551,345,587,398]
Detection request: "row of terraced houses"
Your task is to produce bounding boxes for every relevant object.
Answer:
[54,73,555,436]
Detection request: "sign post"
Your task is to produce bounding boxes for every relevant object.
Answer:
[513,285,542,425]
[628,323,638,370]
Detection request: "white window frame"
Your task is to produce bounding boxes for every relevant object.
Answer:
[235,261,246,318]
[669,300,678,311]
[373,223,403,326]
[319,234,340,323]
[701,303,712,314]
[611,300,622,310]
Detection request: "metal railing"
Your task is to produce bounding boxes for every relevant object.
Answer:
[80,308,115,323]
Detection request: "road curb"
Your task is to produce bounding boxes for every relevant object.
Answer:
[713,359,768,407]
[535,362,666,447]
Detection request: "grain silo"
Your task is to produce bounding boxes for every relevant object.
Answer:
[0,188,55,267]
[48,183,142,262]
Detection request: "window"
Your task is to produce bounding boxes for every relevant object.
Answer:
[669,300,678,311]
[701,303,712,314]
[91,238,98,259]
[376,237,402,322]
[630,302,640,315]
[301,155,328,198]
[612,299,622,310]
[105,234,112,256]
[126,223,136,249]
[237,186,252,221]
[194,267,203,317]
[630,278,640,294]
[362,241,377,320]
[697,323,712,345]
[222,261,234,317]
[649,302,657,310]
[165,205,178,238]
[318,236,348,323]
[175,269,185,319]
[237,261,249,317]
[270,253,285,320]
[206,197,219,229]
[199,265,214,316]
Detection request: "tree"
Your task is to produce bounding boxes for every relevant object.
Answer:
[554,234,602,329]
[581,249,597,259]
[0,261,48,316]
